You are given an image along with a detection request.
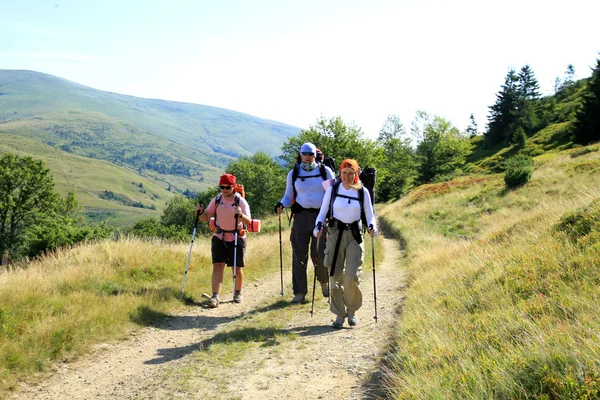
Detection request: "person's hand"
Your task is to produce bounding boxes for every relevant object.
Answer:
[314,221,323,238]
[196,203,204,215]
[235,206,242,217]
[274,202,283,215]
[368,224,375,238]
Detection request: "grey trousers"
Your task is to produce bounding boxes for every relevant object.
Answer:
[290,209,328,295]
[324,226,364,318]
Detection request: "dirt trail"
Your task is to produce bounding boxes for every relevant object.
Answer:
[12,233,406,400]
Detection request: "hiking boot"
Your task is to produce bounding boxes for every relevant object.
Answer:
[331,317,345,329]
[290,293,305,304]
[348,313,359,326]
[207,295,219,308]
[320,281,330,297]
[233,290,243,303]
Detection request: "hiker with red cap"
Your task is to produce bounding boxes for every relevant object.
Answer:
[196,173,251,308]
[274,142,335,304]
[314,159,377,328]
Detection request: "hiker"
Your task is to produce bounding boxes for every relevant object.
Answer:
[314,159,377,328]
[196,173,251,308]
[275,142,335,304]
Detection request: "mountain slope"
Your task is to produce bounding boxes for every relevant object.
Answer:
[0,70,299,159]
[0,69,300,225]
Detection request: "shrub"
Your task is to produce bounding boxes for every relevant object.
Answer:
[504,154,534,189]
[553,198,600,244]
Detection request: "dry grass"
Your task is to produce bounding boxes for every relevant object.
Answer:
[379,147,600,398]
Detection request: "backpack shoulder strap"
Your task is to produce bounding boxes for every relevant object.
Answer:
[291,165,299,200]
[328,180,342,219]
[319,163,327,180]
[214,193,223,220]
[359,186,367,227]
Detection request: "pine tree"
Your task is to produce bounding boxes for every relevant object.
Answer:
[466,113,478,137]
[485,69,519,145]
[573,57,600,145]
[515,64,541,134]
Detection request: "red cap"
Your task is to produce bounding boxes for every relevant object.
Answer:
[219,173,236,186]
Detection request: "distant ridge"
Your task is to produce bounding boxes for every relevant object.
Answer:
[0,69,300,160]
[0,69,300,226]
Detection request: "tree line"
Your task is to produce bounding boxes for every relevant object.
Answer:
[2,56,599,265]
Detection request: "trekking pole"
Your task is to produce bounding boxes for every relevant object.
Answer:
[278,212,284,296]
[310,235,319,317]
[233,213,239,301]
[371,234,378,322]
[181,208,202,297]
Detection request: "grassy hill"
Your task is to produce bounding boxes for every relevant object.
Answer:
[377,145,600,398]
[0,132,177,227]
[1,143,598,398]
[0,69,300,226]
[0,70,299,159]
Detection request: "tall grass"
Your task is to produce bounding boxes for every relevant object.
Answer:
[0,226,291,393]
[380,148,600,398]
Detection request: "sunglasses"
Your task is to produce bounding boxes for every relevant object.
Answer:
[220,185,232,190]
[301,152,315,156]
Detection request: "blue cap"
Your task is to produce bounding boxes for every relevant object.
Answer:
[300,142,317,154]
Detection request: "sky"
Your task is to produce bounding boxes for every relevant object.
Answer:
[1,0,599,140]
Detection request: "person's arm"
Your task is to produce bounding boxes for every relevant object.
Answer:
[314,186,333,237]
[197,198,216,223]
[363,188,377,237]
[237,198,252,226]
[275,170,294,214]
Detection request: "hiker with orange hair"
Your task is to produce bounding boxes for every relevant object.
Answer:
[314,159,377,328]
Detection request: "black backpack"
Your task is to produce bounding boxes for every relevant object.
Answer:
[359,167,377,205]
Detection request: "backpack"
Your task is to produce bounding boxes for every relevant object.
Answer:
[359,167,376,205]
[315,149,336,172]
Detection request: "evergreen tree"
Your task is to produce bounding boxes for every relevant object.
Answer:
[485,69,519,145]
[515,64,541,134]
[573,57,600,145]
[466,113,478,137]
[518,65,540,100]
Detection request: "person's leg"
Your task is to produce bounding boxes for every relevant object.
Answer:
[212,263,226,294]
[343,238,364,320]
[233,267,244,291]
[210,236,228,302]
[325,228,347,318]
[290,212,312,296]
[310,219,329,285]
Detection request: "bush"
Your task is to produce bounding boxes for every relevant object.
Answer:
[553,198,600,244]
[504,154,534,189]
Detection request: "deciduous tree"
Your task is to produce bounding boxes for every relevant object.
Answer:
[0,154,58,265]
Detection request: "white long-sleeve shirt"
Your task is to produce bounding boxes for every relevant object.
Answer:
[280,164,335,209]
[315,183,377,231]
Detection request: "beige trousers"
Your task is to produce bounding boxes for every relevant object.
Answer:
[324,226,364,318]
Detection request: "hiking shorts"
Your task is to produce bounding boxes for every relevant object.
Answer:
[211,236,246,267]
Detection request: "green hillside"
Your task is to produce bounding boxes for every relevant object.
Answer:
[0,70,299,159]
[0,69,300,226]
[0,132,178,227]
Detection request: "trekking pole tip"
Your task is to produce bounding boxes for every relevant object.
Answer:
[374,315,379,322]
